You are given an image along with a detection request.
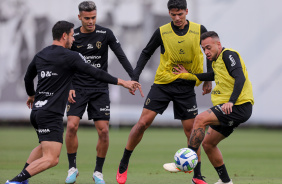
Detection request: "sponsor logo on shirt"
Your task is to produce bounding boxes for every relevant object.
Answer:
[96,30,106,34]
[212,90,221,94]
[189,30,199,35]
[40,71,58,78]
[229,55,236,67]
[39,91,54,96]
[77,45,83,48]
[178,40,185,43]
[84,55,102,60]
[73,32,80,36]
[87,44,94,49]
[34,100,48,108]
[162,31,172,35]
[179,49,185,54]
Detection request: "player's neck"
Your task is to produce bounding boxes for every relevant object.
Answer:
[52,40,66,48]
[80,25,96,33]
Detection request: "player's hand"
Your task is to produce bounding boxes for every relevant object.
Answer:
[173,64,188,74]
[68,90,76,103]
[118,79,144,97]
[202,81,212,95]
[26,96,35,109]
[221,102,233,114]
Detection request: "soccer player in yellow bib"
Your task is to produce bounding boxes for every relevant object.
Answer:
[172,31,254,184]
[116,0,212,184]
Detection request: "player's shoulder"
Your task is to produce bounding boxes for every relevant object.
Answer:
[73,27,81,37]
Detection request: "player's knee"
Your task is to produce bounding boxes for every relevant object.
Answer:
[202,140,214,153]
[98,128,109,141]
[194,114,206,126]
[137,119,151,132]
[67,121,79,133]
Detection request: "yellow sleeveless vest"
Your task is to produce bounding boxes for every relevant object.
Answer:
[154,22,203,86]
[211,48,254,106]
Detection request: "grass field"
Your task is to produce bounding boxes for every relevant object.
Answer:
[0,126,282,184]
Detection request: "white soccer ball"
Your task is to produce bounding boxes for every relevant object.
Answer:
[174,148,198,172]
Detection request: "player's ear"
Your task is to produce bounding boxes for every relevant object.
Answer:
[186,8,188,15]
[78,14,81,20]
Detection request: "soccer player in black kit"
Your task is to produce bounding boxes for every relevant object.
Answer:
[5,20,140,184]
[64,1,140,184]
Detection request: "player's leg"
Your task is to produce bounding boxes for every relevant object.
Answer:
[116,108,157,184]
[202,127,232,184]
[182,119,206,184]
[65,89,88,183]
[7,141,62,183]
[117,84,170,184]
[93,120,109,184]
[87,89,110,184]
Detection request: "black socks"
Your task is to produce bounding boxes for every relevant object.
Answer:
[215,164,231,183]
[67,152,77,169]
[119,148,133,173]
[10,169,31,182]
[94,156,105,173]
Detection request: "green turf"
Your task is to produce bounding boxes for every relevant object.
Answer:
[0,127,282,184]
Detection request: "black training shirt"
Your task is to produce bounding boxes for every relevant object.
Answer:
[71,25,133,89]
[24,45,118,115]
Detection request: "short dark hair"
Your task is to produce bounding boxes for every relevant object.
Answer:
[167,0,187,10]
[52,21,74,41]
[78,1,96,12]
[200,31,219,43]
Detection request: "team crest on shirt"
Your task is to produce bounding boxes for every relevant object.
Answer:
[96,41,102,49]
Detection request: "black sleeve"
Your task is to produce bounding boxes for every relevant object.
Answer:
[195,72,214,81]
[132,28,162,81]
[24,57,37,96]
[108,29,134,78]
[71,53,118,85]
[222,50,246,104]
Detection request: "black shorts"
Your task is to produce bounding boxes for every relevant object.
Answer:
[210,102,253,137]
[30,110,64,143]
[144,80,197,120]
[66,88,110,121]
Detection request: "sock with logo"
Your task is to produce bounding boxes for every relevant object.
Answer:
[215,164,231,183]
[67,152,77,169]
[10,169,31,182]
[119,148,133,173]
[94,156,105,173]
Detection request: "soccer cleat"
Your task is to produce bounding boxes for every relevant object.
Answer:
[65,167,79,184]
[5,181,22,184]
[21,180,29,184]
[116,165,128,184]
[214,179,233,184]
[163,162,193,173]
[192,176,207,184]
[93,171,105,184]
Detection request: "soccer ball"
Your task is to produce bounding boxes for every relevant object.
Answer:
[174,148,198,172]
